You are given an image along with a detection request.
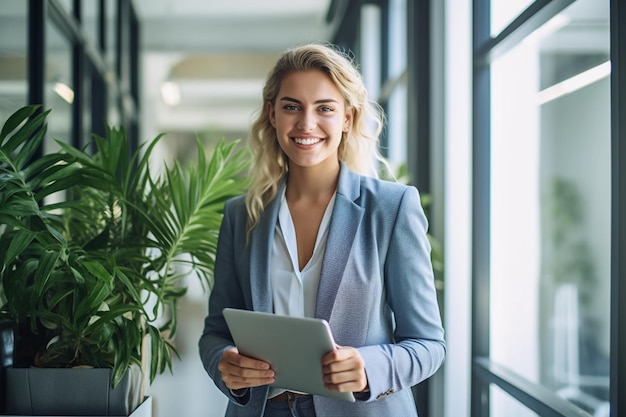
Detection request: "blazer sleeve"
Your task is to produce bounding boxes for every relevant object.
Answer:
[358,186,446,401]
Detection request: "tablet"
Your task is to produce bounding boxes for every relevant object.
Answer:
[222,308,355,402]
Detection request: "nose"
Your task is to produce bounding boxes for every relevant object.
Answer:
[296,110,316,131]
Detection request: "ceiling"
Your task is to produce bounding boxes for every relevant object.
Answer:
[133,0,334,138]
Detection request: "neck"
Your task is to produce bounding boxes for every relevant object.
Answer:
[286,160,340,202]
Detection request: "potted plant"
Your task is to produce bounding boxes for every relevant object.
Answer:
[0,105,250,415]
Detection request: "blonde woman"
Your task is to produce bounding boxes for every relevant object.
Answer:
[199,43,445,417]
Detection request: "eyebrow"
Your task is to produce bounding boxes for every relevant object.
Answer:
[279,96,339,105]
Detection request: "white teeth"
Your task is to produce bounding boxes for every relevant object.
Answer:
[293,137,321,145]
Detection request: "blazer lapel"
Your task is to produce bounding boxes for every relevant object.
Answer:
[249,182,285,313]
[315,164,364,322]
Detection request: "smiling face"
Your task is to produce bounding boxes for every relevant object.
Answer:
[268,70,353,171]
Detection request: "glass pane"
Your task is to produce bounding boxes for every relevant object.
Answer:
[387,81,408,167]
[57,0,73,14]
[82,63,93,147]
[45,19,73,152]
[489,0,610,415]
[108,91,121,127]
[105,0,117,73]
[83,0,100,52]
[388,0,406,79]
[0,0,27,125]
[491,384,540,417]
[491,0,534,37]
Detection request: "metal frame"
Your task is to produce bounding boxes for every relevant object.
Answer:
[28,0,139,156]
[28,0,46,160]
[610,0,626,415]
[28,0,46,109]
[472,0,622,416]
[475,0,575,66]
[71,0,84,149]
[377,0,390,155]
[90,0,108,142]
[474,358,593,417]
[407,0,431,195]
[471,0,491,415]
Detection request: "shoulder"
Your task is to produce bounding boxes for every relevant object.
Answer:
[224,194,247,212]
[338,162,417,203]
[338,166,423,223]
[222,194,248,225]
[359,175,415,199]
[358,177,421,222]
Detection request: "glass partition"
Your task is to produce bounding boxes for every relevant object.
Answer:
[489,0,610,415]
[0,1,27,125]
[45,19,74,152]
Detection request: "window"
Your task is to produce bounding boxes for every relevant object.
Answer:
[491,1,610,413]
[472,0,622,415]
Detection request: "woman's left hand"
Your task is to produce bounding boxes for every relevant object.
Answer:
[321,345,369,393]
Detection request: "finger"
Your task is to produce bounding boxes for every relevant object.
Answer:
[323,370,367,392]
[320,346,367,392]
[222,372,276,390]
[321,346,355,365]
[322,357,362,374]
[219,363,275,389]
[322,349,364,373]
[223,348,272,370]
[219,348,275,389]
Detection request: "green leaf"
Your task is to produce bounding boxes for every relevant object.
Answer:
[4,110,50,162]
[2,230,37,269]
[13,122,47,170]
[0,105,39,142]
[34,250,61,296]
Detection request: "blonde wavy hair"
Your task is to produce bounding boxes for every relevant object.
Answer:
[245,43,386,235]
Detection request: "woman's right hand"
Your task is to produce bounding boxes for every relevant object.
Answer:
[218,347,276,390]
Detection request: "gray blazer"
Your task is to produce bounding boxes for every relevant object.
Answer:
[199,163,446,417]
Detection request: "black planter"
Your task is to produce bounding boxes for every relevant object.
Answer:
[5,367,142,416]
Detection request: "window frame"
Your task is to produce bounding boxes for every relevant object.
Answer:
[27,0,139,156]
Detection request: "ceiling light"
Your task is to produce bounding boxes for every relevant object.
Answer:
[53,82,74,104]
[161,81,181,106]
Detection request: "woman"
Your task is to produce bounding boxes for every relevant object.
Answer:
[199,43,445,417]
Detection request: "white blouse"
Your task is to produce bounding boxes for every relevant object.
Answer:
[270,188,336,318]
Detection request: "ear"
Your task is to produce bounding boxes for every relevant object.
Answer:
[267,102,277,128]
[343,107,354,132]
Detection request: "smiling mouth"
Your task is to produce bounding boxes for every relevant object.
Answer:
[292,137,322,145]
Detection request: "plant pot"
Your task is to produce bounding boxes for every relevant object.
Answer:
[5,367,143,416]
[2,397,152,417]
